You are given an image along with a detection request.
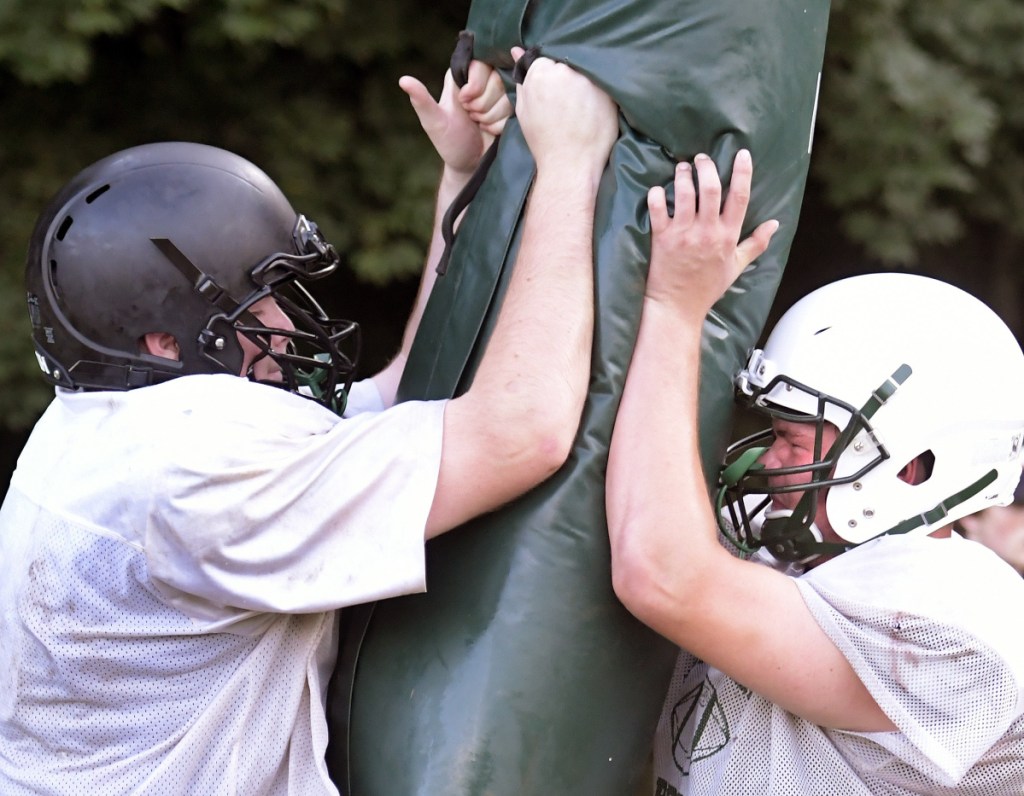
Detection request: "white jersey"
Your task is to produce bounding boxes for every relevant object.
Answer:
[0,374,445,795]
[653,533,1024,795]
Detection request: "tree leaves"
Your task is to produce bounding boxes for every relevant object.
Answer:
[816,0,1024,264]
[1,0,1022,431]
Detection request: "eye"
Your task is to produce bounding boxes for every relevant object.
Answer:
[249,303,275,323]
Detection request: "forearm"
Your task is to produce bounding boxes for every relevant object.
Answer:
[372,165,473,405]
[607,151,776,630]
[469,162,599,448]
[401,166,471,352]
[420,54,616,537]
[421,158,602,537]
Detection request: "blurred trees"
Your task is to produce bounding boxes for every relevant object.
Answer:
[814,0,1024,327]
[1,0,1022,436]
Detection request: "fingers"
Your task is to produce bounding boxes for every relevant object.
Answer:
[461,59,490,99]
[464,69,512,135]
[447,60,512,137]
[647,186,669,235]
[736,219,780,268]
[666,149,762,240]
[474,101,512,136]
[650,149,776,274]
[721,149,753,231]
[461,62,504,111]
[692,153,721,221]
[674,162,696,228]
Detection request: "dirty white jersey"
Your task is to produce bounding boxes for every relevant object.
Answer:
[0,374,444,795]
[653,533,1024,795]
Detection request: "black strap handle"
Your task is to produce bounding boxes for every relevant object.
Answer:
[434,36,538,276]
[512,45,542,84]
[436,140,499,276]
[450,29,475,87]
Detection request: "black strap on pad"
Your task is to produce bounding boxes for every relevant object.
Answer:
[434,36,537,276]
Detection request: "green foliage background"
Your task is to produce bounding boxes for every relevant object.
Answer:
[1,0,1022,439]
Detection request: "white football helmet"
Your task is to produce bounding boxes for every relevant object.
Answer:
[718,273,1024,562]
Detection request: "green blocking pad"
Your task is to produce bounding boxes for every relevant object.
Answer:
[326,1,831,793]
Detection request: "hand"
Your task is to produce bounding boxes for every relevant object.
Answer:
[645,150,778,322]
[513,49,618,175]
[399,61,513,177]
[459,60,512,138]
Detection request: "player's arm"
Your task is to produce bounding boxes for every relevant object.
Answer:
[372,61,511,406]
[424,53,618,538]
[605,153,896,733]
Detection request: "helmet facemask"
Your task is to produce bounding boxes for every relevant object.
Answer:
[232,284,360,416]
[716,367,907,563]
[158,214,361,415]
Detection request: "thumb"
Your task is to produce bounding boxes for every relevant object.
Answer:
[398,75,444,134]
[735,219,779,269]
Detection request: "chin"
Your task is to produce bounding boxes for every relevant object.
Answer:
[251,368,284,383]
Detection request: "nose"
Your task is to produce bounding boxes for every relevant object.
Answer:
[264,302,296,333]
[253,300,296,352]
[758,440,783,469]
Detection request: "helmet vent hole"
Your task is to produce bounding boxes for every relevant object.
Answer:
[55,216,74,241]
[49,259,62,301]
[85,185,110,203]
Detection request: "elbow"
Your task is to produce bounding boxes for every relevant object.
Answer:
[608,517,713,636]
[463,368,586,497]
[609,523,669,628]
[535,416,579,473]
[513,411,579,486]
[610,559,646,621]
[516,378,586,475]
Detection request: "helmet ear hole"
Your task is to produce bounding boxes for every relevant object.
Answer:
[140,332,181,361]
[897,450,935,486]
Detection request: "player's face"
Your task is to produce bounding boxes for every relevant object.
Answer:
[238,296,295,382]
[758,417,838,538]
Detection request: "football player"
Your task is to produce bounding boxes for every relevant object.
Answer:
[607,152,1024,795]
[0,55,618,794]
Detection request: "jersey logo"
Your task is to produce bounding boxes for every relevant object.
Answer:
[669,676,752,777]
[654,777,681,796]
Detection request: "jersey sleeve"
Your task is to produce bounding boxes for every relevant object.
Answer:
[794,536,1024,785]
[343,377,385,417]
[144,394,446,624]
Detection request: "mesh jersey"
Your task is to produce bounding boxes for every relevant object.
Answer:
[653,533,1024,795]
[0,375,445,795]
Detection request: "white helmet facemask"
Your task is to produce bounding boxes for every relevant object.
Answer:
[715,273,1024,564]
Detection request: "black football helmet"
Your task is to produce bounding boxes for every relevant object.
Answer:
[25,142,359,413]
